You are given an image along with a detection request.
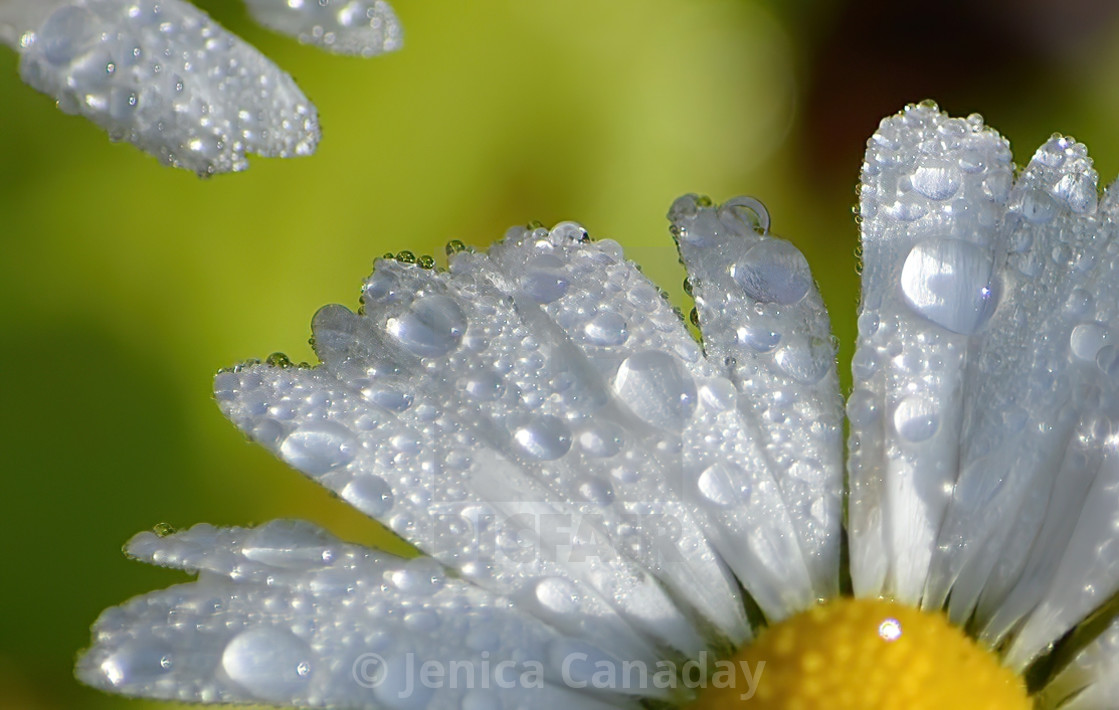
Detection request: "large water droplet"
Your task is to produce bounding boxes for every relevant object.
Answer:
[613,351,697,429]
[534,577,581,615]
[516,264,568,300]
[774,336,832,385]
[1071,322,1110,361]
[341,475,394,517]
[583,311,629,346]
[577,424,624,457]
[893,396,939,442]
[388,558,445,596]
[511,415,571,460]
[39,7,99,65]
[387,295,466,357]
[101,640,175,687]
[899,239,998,335]
[280,422,357,475]
[731,239,812,305]
[242,521,335,568]
[577,478,615,506]
[697,463,745,507]
[222,627,313,702]
[910,161,960,200]
[461,370,505,401]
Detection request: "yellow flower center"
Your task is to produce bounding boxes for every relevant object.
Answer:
[690,597,1031,710]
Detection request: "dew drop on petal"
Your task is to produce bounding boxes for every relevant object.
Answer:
[1071,322,1110,361]
[910,161,960,200]
[280,422,357,475]
[511,415,571,460]
[520,270,569,304]
[386,295,466,357]
[731,240,812,305]
[534,577,581,615]
[697,462,743,507]
[899,239,998,335]
[893,396,939,442]
[341,475,394,517]
[583,311,629,346]
[577,424,623,457]
[222,627,313,702]
[613,351,697,429]
[101,640,174,687]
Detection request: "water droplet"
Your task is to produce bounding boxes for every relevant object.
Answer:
[911,161,960,200]
[280,422,357,475]
[774,337,832,385]
[1020,189,1056,224]
[731,239,812,305]
[365,386,413,412]
[846,389,879,427]
[699,378,738,411]
[613,351,697,429]
[577,424,623,457]
[577,478,615,506]
[737,324,782,352]
[387,295,467,357]
[388,558,445,596]
[534,577,580,615]
[697,463,744,507]
[851,349,879,380]
[893,396,939,442]
[899,239,998,335]
[39,7,98,65]
[878,618,902,641]
[461,370,505,401]
[583,311,629,346]
[341,476,394,517]
[1055,172,1096,213]
[1097,344,1119,378]
[242,521,335,569]
[511,415,571,460]
[520,269,569,303]
[1071,322,1110,361]
[222,627,313,702]
[101,641,175,686]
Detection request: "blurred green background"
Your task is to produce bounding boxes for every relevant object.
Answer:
[3,0,1119,707]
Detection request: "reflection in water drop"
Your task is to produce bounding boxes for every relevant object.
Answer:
[386,295,466,357]
[899,239,998,335]
[613,351,697,429]
[731,240,812,305]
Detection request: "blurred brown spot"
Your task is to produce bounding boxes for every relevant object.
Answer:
[798,0,1119,183]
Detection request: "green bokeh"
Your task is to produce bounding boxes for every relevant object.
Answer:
[2,2,1119,708]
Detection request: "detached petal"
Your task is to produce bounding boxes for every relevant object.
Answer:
[9,0,319,175]
[243,0,403,57]
[77,521,635,709]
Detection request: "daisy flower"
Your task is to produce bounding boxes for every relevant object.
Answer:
[77,101,1119,708]
[0,0,402,175]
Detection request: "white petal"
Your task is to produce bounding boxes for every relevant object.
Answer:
[849,102,1013,602]
[78,521,639,708]
[243,0,403,57]
[669,194,844,602]
[216,232,729,659]
[922,135,1116,647]
[483,225,751,642]
[14,0,319,174]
